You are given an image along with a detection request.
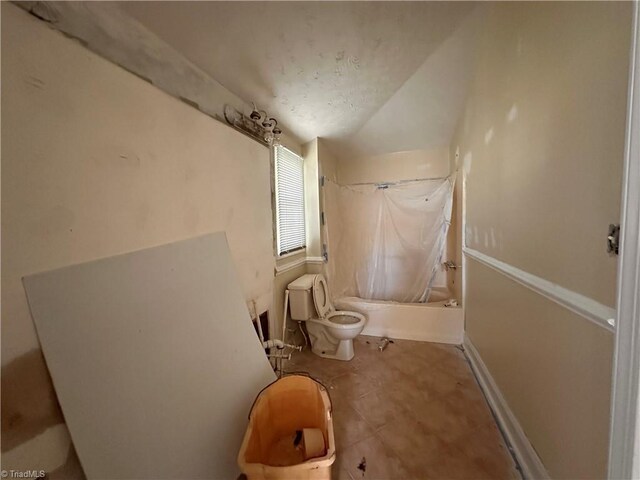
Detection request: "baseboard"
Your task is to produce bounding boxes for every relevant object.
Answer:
[464,335,550,480]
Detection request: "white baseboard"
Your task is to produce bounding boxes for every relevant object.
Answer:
[464,335,550,480]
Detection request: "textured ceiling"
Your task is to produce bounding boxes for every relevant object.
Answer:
[119,1,477,158]
[335,9,482,159]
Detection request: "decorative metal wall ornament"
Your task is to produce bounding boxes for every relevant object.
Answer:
[224,103,282,146]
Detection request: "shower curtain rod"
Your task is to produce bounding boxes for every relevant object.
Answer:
[346,175,450,187]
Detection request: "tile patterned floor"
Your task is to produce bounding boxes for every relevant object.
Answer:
[285,336,521,480]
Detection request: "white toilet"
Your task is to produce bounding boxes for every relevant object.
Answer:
[287,273,366,361]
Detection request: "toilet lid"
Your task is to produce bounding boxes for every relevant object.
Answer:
[312,274,332,318]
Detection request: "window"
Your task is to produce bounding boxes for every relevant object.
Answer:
[274,145,306,256]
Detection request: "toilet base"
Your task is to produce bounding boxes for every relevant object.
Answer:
[311,340,354,361]
[306,322,355,361]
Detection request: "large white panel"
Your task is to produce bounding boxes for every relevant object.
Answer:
[23,233,276,479]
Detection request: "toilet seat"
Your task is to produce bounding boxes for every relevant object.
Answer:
[312,275,364,327]
[324,311,365,328]
[312,274,332,318]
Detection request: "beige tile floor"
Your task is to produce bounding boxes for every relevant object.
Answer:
[285,335,521,480]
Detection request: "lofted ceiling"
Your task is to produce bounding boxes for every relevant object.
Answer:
[118,1,478,159]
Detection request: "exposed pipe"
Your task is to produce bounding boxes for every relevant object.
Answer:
[281,290,289,343]
[298,321,309,349]
[262,339,301,351]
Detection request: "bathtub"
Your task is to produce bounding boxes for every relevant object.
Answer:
[334,288,464,345]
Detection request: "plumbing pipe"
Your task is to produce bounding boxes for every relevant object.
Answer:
[298,321,309,348]
[262,339,301,351]
[281,289,310,350]
[282,290,290,343]
[266,353,291,360]
[263,339,284,349]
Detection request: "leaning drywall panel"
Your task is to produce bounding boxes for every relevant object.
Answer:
[23,233,276,479]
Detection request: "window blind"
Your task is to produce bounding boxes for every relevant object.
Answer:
[274,145,306,255]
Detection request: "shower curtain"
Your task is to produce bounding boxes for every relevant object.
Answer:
[323,175,455,303]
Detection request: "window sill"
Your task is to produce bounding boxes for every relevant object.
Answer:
[277,248,306,261]
[275,249,307,274]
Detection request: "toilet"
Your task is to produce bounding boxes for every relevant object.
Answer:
[287,274,366,361]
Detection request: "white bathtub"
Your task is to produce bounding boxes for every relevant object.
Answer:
[335,289,464,345]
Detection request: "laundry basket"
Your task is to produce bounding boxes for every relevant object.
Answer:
[238,375,336,480]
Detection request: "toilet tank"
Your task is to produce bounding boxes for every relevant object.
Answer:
[287,274,317,321]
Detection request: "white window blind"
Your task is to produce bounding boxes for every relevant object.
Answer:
[274,145,306,255]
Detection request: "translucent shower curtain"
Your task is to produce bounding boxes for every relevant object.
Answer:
[323,176,455,303]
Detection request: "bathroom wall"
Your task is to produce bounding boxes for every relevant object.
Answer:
[271,137,326,342]
[2,4,276,475]
[318,139,340,183]
[272,137,346,344]
[452,2,632,477]
[303,139,322,260]
[315,139,345,296]
[337,147,450,185]
[11,2,303,152]
[272,261,309,347]
[451,148,465,303]
[317,138,340,279]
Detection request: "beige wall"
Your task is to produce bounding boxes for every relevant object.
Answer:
[302,139,322,259]
[338,147,450,185]
[272,262,307,345]
[466,260,614,478]
[455,2,629,307]
[318,139,339,183]
[2,4,275,474]
[453,2,632,477]
[10,2,303,152]
[317,139,339,280]
[271,138,329,348]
